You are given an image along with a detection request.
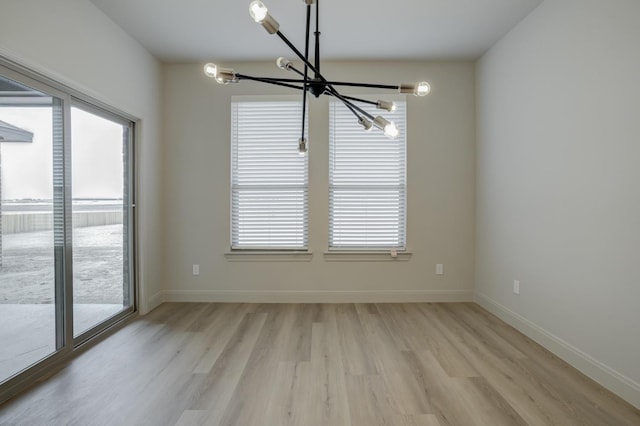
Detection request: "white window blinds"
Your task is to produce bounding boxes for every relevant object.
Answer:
[329,99,407,249]
[231,99,308,249]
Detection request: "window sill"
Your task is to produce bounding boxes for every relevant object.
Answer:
[224,251,313,262]
[323,251,413,262]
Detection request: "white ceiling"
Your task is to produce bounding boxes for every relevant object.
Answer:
[89,0,543,63]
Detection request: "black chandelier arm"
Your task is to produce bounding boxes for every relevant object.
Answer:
[326,88,375,121]
[300,87,307,138]
[240,76,307,84]
[304,3,312,69]
[341,99,363,121]
[320,81,400,90]
[342,99,374,121]
[287,65,305,78]
[276,30,326,82]
[314,0,320,74]
[236,74,305,91]
[333,94,378,107]
[300,2,312,141]
[324,90,362,121]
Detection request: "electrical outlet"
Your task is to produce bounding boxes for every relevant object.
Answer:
[436,264,444,275]
[193,264,200,276]
[513,280,520,294]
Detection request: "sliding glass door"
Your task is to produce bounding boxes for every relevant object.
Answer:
[0,75,63,382]
[0,64,135,391]
[71,105,133,338]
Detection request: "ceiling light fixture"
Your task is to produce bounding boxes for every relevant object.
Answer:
[205,0,431,153]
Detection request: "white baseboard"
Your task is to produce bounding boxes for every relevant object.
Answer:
[474,292,640,409]
[161,289,473,304]
[143,291,166,314]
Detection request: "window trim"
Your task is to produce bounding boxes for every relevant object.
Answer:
[224,250,313,262]
[323,250,412,262]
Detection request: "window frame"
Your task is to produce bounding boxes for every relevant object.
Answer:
[229,95,309,251]
[328,95,408,251]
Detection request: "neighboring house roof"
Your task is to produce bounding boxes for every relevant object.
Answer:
[0,120,33,143]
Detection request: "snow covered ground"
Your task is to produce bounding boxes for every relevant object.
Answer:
[0,224,126,304]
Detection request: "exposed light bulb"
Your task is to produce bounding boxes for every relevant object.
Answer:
[203,63,237,84]
[399,82,431,96]
[373,116,399,139]
[415,81,431,96]
[277,57,292,70]
[249,0,279,34]
[249,0,268,23]
[298,137,308,154]
[203,63,218,78]
[358,117,373,132]
[376,100,396,112]
[384,122,399,139]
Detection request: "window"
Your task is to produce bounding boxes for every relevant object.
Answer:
[231,99,308,249]
[329,98,407,249]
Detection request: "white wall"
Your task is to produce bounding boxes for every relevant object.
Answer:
[476,0,640,408]
[0,0,164,313]
[162,61,475,302]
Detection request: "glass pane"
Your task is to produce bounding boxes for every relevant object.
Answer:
[0,75,59,383]
[71,106,130,337]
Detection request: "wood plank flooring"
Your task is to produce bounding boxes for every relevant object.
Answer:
[0,303,638,425]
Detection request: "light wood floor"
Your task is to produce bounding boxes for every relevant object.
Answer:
[0,303,638,425]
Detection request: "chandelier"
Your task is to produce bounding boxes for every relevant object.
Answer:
[204,0,431,153]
